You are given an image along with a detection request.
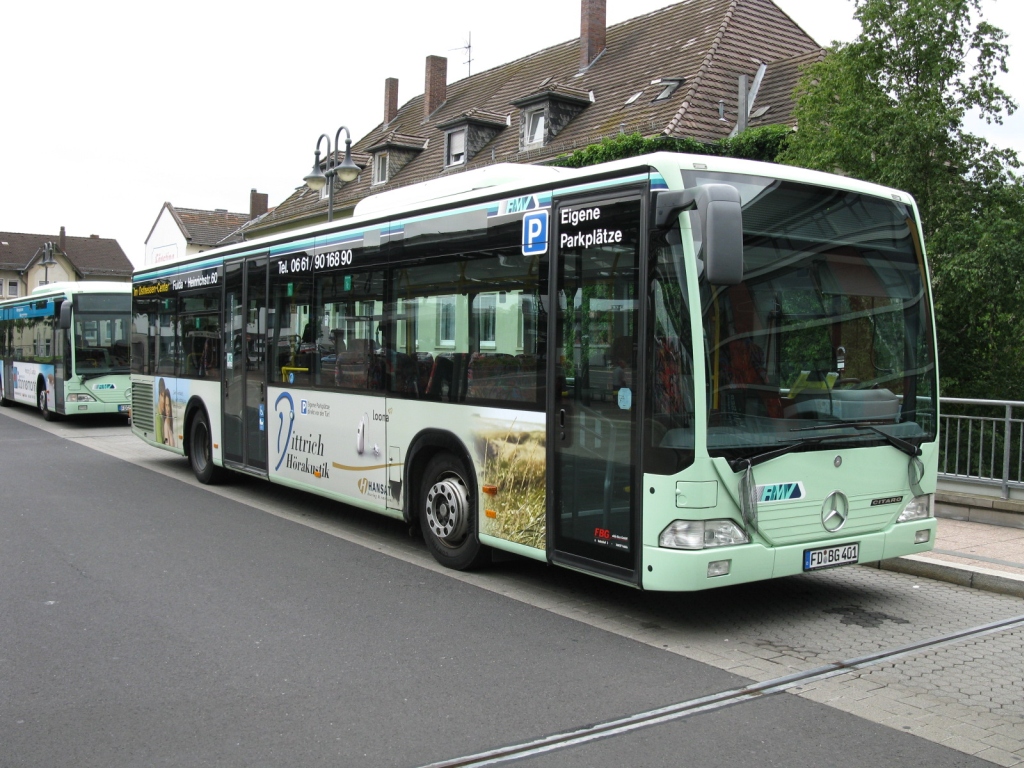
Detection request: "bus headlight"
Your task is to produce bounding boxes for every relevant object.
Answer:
[897,494,933,522]
[659,519,749,550]
[66,392,96,402]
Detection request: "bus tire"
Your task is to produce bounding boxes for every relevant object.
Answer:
[419,452,489,570]
[189,409,223,484]
[38,383,57,421]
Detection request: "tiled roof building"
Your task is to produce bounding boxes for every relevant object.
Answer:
[0,227,132,299]
[165,206,251,249]
[143,189,270,267]
[249,0,821,237]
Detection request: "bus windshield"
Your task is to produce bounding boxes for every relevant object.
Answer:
[688,172,937,465]
[74,294,131,377]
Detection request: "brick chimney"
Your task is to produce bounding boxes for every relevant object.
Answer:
[384,77,399,126]
[250,189,268,219]
[59,225,66,252]
[580,0,607,71]
[424,56,447,118]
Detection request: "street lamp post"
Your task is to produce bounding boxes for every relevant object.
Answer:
[39,242,57,286]
[303,126,361,222]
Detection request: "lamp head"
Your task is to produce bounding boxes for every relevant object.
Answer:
[337,140,360,183]
[40,242,57,266]
[303,149,328,192]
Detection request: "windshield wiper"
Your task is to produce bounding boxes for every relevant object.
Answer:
[728,422,921,472]
[728,437,829,472]
[79,368,128,381]
[791,421,921,458]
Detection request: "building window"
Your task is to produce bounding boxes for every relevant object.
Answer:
[437,295,456,345]
[445,129,466,167]
[477,293,496,348]
[524,109,546,147]
[372,152,388,185]
[9,281,19,297]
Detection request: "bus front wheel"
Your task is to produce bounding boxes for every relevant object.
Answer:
[189,410,223,484]
[419,453,489,570]
[38,384,56,421]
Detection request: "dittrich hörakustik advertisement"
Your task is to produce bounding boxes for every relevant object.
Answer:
[269,391,391,504]
[267,394,548,553]
[153,377,189,448]
[11,362,55,408]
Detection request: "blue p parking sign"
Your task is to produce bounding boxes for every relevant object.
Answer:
[522,211,548,255]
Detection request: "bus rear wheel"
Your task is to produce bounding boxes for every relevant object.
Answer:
[38,384,56,421]
[189,409,223,484]
[419,453,489,570]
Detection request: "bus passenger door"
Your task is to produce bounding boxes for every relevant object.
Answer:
[223,257,268,473]
[549,193,643,584]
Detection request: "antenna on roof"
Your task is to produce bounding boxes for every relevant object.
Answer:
[450,32,473,77]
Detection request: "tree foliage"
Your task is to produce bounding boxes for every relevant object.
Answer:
[554,125,792,168]
[782,0,1022,399]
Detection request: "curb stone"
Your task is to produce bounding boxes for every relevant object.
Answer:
[867,555,1024,599]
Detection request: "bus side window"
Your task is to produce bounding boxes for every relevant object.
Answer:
[314,267,386,392]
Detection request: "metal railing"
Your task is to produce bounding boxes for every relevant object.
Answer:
[939,397,1024,499]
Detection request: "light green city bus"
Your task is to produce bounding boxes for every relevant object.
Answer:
[129,153,938,591]
[1,281,132,419]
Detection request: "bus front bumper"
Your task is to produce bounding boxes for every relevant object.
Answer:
[640,518,939,591]
[64,400,130,415]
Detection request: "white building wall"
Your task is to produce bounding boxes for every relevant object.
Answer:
[144,207,187,268]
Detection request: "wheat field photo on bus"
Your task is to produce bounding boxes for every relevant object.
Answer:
[479,425,547,550]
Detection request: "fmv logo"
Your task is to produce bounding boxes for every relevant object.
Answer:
[756,482,806,503]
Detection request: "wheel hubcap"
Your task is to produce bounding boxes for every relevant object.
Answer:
[425,475,469,544]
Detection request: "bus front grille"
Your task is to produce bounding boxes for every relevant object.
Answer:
[133,381,154,431]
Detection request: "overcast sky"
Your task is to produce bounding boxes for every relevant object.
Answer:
[1,0,1019,267]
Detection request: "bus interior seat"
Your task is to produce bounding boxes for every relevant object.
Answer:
[466,353,523,401]
[389,351,419,395]
[425,355,454,400]
[415,353,434,395]
[653,337,693,431]
[720,337,782,418]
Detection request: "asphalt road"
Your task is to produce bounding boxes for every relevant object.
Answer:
[1,408,1017,767]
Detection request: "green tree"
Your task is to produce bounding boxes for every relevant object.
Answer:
[554,125,792,168]
[782,0,1022,399]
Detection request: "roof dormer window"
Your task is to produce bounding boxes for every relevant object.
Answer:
[366,133,427,182]
[512,85,590,151]
[525,109,546,147]
[445,129,467,167]
[372,152,389,185]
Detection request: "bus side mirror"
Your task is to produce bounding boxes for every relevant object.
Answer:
[654,184,744,285]
[59,301,72,329]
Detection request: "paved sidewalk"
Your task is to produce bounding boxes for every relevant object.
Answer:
[878,516,1024,597]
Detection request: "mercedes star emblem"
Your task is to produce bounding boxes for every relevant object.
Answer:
[821,490,850,532]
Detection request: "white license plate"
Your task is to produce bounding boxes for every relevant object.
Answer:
[804,542,859,570]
